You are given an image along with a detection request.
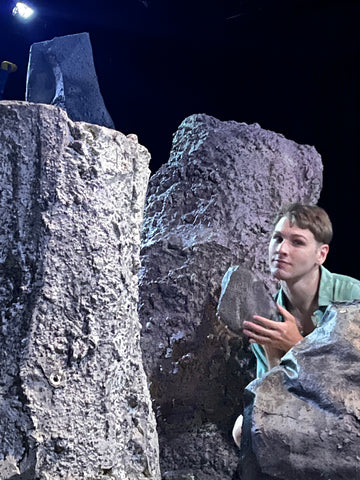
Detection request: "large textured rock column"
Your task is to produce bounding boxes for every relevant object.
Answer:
[139,114,323,479]
[0,101,160,479]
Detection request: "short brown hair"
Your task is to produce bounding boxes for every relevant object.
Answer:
[274,203,333,244]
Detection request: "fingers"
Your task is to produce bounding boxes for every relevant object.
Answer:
[243,328,278,346]
[248,315,279,329]
[243,314,293,348]
[243,305,302,352]
[243,316,281,344]
[276,303,296,323]
[243,319,275,340]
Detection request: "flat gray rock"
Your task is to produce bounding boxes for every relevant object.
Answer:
[26,32,115,129]
[217,266,281,335]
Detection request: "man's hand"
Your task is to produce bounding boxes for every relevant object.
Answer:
[243,304,304,353]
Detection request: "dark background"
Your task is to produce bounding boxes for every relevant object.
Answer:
[1,0,359,276]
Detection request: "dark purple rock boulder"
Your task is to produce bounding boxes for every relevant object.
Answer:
[139,113,323,478]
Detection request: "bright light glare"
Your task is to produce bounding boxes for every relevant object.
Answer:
[12,2,35,19]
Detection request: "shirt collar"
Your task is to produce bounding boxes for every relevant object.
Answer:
[276,265,332,309]
[317,265,333,307]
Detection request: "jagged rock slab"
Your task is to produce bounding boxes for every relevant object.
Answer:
[217,266,281,335]
[139,113,323,478]
[240,301,360,480]
[0,101,160,480]
[26,32,115,129]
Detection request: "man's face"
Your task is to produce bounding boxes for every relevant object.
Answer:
[268,216,328,282]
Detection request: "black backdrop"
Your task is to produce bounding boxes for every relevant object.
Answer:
[1,0,359,276]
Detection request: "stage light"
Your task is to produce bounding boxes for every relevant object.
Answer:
[12,2,35,20]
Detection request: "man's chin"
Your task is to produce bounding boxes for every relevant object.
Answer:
[271,268,289,280]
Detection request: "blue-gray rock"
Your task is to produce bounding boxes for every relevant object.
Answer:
[240,301,360,480]
[25,32,115,129]
[217,266,281,335]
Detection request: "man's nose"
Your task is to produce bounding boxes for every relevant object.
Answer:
[277,239,288,254]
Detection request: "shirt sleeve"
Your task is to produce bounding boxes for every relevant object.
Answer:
[349,283,360,300]
[332,275,360,302]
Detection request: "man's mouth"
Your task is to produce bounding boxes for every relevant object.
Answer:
[273,258,290,266]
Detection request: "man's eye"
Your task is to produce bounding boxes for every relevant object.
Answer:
[293,240,304,246]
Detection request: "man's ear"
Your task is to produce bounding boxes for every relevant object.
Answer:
[317,244,329,265]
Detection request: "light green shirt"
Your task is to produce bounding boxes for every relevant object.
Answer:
[252,266,360,378]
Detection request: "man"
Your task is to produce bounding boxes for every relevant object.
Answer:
[232,203,360,446]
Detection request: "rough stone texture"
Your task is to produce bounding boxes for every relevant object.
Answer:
[240,301,360,480]
[139,113,323,478]
[217,266,281,335]
[26,32,115,129]
[0,101,160,480]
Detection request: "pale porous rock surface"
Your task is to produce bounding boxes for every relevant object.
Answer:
[26,33,115,129]
[139,113,323,479]
[241,301,360,480]
[0,101,160,480]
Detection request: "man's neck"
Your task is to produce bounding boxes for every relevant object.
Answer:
[281,266,321,315]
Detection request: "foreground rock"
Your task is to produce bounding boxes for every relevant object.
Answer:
[0,101,160,479]
[240,301,360,480]
[217,266,281,335]
[26,32,115,129]
[139,113,323,478]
